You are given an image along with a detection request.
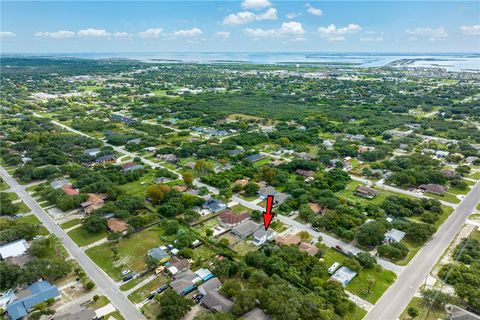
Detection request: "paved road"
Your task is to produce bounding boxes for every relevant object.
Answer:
[0,166,145,320]
[365,179,480,320]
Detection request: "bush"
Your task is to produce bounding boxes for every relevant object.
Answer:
[377,242,409,260]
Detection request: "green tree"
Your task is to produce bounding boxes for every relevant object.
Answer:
[156,290,194,320]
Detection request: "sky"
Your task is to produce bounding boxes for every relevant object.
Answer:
[1,0,479,53]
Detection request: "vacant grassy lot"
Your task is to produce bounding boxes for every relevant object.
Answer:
[67,226,107,247]
[86,225,166,280]
[467,171,480,180]
[425,192,460,204]
[17,214,39,224]
[118,170,158,197]
[399,297,444,320]
[60,218,82,229]
[347,266,396,303]
[337,181,416,206]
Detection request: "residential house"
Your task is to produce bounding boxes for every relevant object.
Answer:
[252,229,275,246]
[148,247,170,264]
[202,291,233,313]
[298,242,319,256]
[232,221,261,239]
[53,308,96,320]
[218,211,250,228]
[153,177,170,184]
[244,154,263,163]
[165,256,190,276]
[441,169,456,179]
[384,229,406,243]
[295,169,315,178]
[84,148,101,157]
[173,185,188,193]
[0,239,29,259]
[195,268,214,282]
[435,150,450,158]
[6,281,60,320]
[419,184,448,195]
[308,203,323,214]
[170,270,199,295]
[228,149,244,156]
[62,184,79,196]
[198,277,222,295]
[275,234,301,246]
[323,140,334,150]
[355,185,379,199]
[110,114,137,124]
[81,193,106,214]
[331,267,357,286]
[243,308,272,320]
[445,304,480,320]
[107,218,129,234]
[203,199,227,213]
[234,179,249,187]
[121,162,144,172]
[127,138,141,144]
[95,154,116,164]
[50,179,70,190]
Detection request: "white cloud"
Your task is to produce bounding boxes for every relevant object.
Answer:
[405,27,447,41]
[78,28,110,38]
[215,31,231,39]
[245,21,305,40]
[360,37,383,42]
[286,12,301,19]
[138,28,163,38]
[34,30,75,39]
[113,32,130,38]
[172,27,203,37]
[223,8,277,26]
[241,0,271,10]
[0,31,16,38]
[318,24,362,41]
[460,25,480,36]
[305,3,323,16]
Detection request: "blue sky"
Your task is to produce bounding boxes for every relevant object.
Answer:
[1,1,479,53]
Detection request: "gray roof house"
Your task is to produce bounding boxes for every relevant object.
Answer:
[50,179,70,189]
[331,267,357,286]
[252,229,275,246]
[243,308,272,320]
[84,148,101,157]
[202,291,233,313]
[198,277,222,295]
[384,229,406,243]
[147,247,170,263]
[244,154,263,163]
[203,199,227,213]
[232,221,261,239]
[445,304,480,320]
[6,281,60,320]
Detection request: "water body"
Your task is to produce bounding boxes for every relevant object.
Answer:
[4,52,480,71]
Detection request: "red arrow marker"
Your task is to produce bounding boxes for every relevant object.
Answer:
[263,195,274,230]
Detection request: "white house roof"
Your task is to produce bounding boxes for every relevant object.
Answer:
[0,239,29,259]
[385,229,406,243]
[331,266,357,286]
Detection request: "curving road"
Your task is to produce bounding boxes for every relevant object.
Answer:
[365,179,480,320]
[0,166,145,320]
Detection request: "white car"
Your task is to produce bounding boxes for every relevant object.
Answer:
[121,269,131,276]
[328,262,340,275]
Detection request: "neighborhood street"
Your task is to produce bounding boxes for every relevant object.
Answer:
[365,179,480,320]
[0,166,145,320]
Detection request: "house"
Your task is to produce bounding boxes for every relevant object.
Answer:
[53,307,96,320]
[323,140,334,150]
[232,221,261,239]
[419,184,448,195]
[435,150,450,158]
[295,169,315,178]
[107,218,128,234]
[158,153,178,163]
[127,138,141,144]
[441,169,456,179]
[153,177,170,184]
[145,147,157,153]
[84,148,101,157]
[202,291,233,313]
[295,152,311,160]
[243,308,272,320]
[198,277,222,295]
[244,154,263,163]
[170,270,199,295]
[0,239,29,259]
[21,157,32,164]
[308,203,323,214]
[298,242,319,256]
[228,149,244,156]
[62,184,79,196]
[110,114,137,124]
[6,281,60,320]
[346,134,365,141]
[445,304,480,320]
[173,185,188,193]
[273,193,289,206]
[218,211,250,228]
[95,154,116,163]
[195,268,214,282]
[331,267,357,286]
[203,199,227,213]
[147,247,170,264]
[275,234,301,246]
[234,179,249,187]
[184,162,196,169]
[165,256,190,275]
[81,193,106,214]
[121,162,144,172]
[50,179,70,190]
[355,185,379,199]
[258,186,277,199]
[252,229,275,246]
[384,229,406,243]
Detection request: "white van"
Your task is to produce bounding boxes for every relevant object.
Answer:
[328,262,340,275]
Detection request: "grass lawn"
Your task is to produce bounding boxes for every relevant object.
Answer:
[141,300,160,320]
[230,204,252,214]
[191,245,216,269]
[467,171,480,180]
[120,273,151,291]
[449,185,471,195]
[86,225,166,280]
[337,181,416,206]
[17,202,31,214]
[425,192,460,204]
[253,157,273,167]
[104,311,124,320]
[0,182,9,191]
[118,170,158,197]
[67,226,107,247]
[345,306,367,320]
[399,297,444,320]
[128,275,168,303]
[88,295,110,309]
[17,214,39,224]
[60,218,82,229]
[346,266,396,304]
[477,203,480,211]
[6,192,19,201]
[270,220,288,233]
[231,240,258,256]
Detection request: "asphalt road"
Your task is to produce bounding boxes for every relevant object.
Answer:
[365,179,480,320]
[0,166,145,320]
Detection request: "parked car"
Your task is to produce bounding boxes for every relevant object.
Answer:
[148,293,155,300]
[193,293,204,304]
[335,245,343,251]
[121,269,131,276]
[328,262,340,275]
[122,274,134,282]
[156,284,168,294]
[33,235,44,240]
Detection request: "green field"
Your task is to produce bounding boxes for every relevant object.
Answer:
[347,266,396,304]
[60,218,82,229]
[17,214,39,224]
[86,224,167,280]
[467,172,480,180]
[425,192,460,204]
[127,275,168,303]
[67,226,107,247]
[399,297,444,320]
[337,180,416,205]
[118,170,157,197]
